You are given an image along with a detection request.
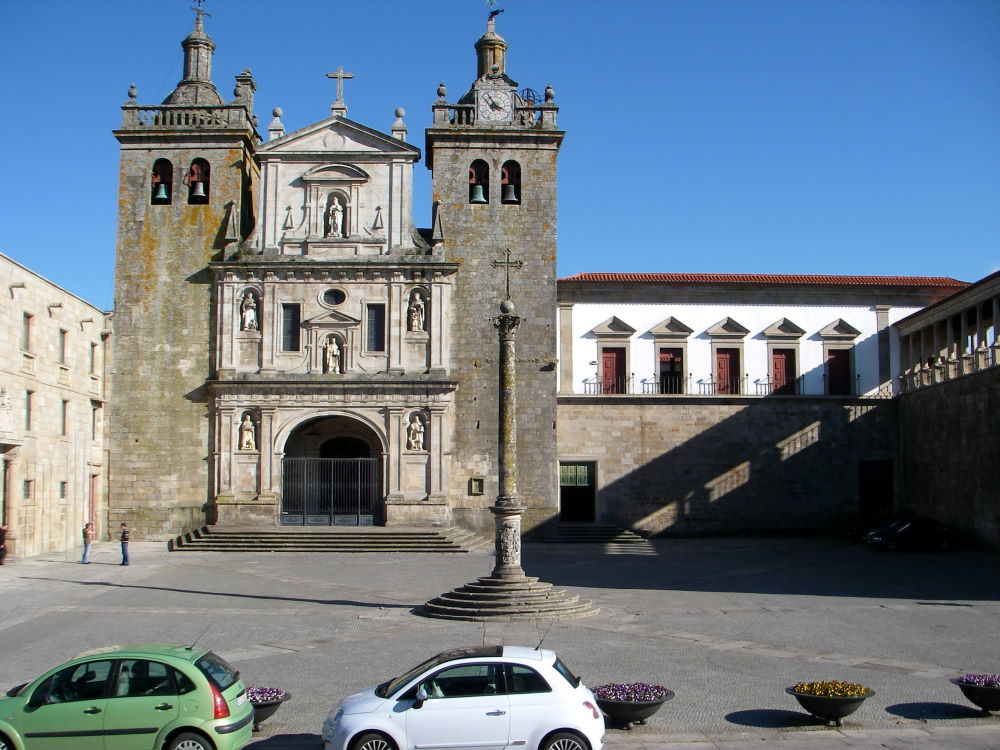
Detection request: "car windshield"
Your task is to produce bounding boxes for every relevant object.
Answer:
[377,647,503,698]
[195,652,240,691]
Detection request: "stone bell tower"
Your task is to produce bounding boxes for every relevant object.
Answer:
[425,13,564,534]
[108,9,259,538]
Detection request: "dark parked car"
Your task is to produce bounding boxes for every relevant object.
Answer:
[863,516,958,551]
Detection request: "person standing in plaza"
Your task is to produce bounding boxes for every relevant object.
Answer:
[0,523,8,565]
[81,522,94,564]
[119,522,130,566]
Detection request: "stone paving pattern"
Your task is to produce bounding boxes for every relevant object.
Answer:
[1,538,998,750]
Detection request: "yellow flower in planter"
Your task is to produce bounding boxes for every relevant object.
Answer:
[792,680,870,698]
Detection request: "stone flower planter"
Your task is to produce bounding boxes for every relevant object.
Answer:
[246,686,290,732]
[785,684,873,727]
[951,676,1000,715]
[592,682,674,730]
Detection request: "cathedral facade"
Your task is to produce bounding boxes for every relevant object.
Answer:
[108,13,560,537]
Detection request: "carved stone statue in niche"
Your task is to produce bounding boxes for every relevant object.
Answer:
[326,196,345,238]
[406,413,425,451]
[240,291,258,331]
[323,336,341,374]
[238,413,256,451]
[407,291,425,332]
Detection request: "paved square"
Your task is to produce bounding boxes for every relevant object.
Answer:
[1,537,999,749]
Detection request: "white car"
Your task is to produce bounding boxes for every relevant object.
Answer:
[322,646,604,750]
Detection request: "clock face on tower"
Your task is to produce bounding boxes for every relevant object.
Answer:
[477,90,513,122]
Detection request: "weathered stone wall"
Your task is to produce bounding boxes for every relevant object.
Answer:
[110,137,255,540]
[0,254,108,558]
[899,366,1000,549]
[557,396,899,536]
[429,133,562,535]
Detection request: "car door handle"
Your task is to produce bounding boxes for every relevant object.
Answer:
[155,703,174,711]
[83,706,102,714]
[486,710,506,716]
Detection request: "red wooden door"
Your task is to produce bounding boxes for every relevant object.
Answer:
[827,349,851,395]
[772,349,795,394]
[716,348,739,394]
[601,347,625,393]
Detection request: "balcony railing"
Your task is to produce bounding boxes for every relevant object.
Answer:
[754,376,803,395]
[431,102,559,129]
[120,104,255,131]
[900,343,999,393]
[640,373,690,394]
[582,374,634,395]
[697,375,747,395]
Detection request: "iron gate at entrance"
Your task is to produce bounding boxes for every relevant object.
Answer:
[281,458,382,526]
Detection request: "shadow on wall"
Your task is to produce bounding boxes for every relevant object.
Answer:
[590,395,898,537]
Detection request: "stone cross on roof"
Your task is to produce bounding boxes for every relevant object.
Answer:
[491,248,523,301]
[326,66,354,117]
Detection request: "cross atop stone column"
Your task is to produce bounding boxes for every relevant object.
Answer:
[326,66,354,117]
[491,248,523,301]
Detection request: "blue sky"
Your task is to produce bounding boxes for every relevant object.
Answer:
[1,0,997,310]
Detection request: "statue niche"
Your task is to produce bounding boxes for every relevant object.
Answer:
[406,412,426,451]
[323,335,343,374]
[238,412,257,451]
[239,290,259,331]
[324,193,349,238]
[407,289,426,333]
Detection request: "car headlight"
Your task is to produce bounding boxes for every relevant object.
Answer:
[331,708,343,727]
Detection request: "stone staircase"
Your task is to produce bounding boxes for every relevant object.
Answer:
[543,523,649,544]
[169,526,490,553]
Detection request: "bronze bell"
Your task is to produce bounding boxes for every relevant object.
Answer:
[501,184,519,204]
[190,181,207,199]
[470,184,487,204]
[153,183,169,201]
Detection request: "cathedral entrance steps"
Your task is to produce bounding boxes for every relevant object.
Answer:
[544,523,649,544]
[168,526,490,553]
[417,576,600,622]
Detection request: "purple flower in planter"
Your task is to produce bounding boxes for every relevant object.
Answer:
[958,674,1000,688]
[246,685,288,703]
[593,682,669,702]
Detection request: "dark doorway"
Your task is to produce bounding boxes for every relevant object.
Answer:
[826,349,852,395]
[658,348,684,394]
[601,347,626,394]
[716,348,740,394]
[859,460,894,524]
[772,348,796,394]
[321,437,369,459]
[560,462,596,522]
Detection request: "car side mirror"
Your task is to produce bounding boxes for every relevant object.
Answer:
[413,687,428,708]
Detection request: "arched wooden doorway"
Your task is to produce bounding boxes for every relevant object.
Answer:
[281,416,383,526]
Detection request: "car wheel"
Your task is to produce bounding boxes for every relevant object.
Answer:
[0,732,11,750]
[541,732,588,750]
[166,732,213,750]
[350,732,397,750]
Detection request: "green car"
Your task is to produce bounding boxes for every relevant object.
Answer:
[0,643,253,750]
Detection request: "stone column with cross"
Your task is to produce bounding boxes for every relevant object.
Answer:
[418,250,597,620]
[326,66,354,117]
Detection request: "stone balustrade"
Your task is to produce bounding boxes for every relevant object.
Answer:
[120,104,255,131]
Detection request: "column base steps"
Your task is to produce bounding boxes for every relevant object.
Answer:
[169,526,490,553]
[417,575,600,622]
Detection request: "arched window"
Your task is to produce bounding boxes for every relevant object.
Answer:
[186,158,210,204]
[501,160,521,204]
[151,159,173,205]
[469,160,489,204]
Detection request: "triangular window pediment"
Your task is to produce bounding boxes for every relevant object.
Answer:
[649,316,693,340]
[706,317,749,339]
[302,310,360,329]
[258,117,421,159]
[589,316,636,338]
[762,318,805,340]
[818,319,861,340]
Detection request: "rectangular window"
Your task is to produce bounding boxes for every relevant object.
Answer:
[25,390,33,430]
[59,481,68,500]
[281,304,301,351]
[366,304,386,352]
[61,400,68,436]
[23,480,32,501]
[58,329,68,364]
[21,313,32,352]
[89,342,98,374]
[91,404,100,441]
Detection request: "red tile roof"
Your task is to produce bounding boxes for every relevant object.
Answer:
[558,272,968,288]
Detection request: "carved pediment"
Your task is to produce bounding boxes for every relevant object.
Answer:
[258,117,421,159]
[649,316,693,340]
[302,310,361,330]
[818,319,861,340]
[706,317,749,339]
[589,316,636,338]
[762,318,805,340]
[302,163,370,185]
